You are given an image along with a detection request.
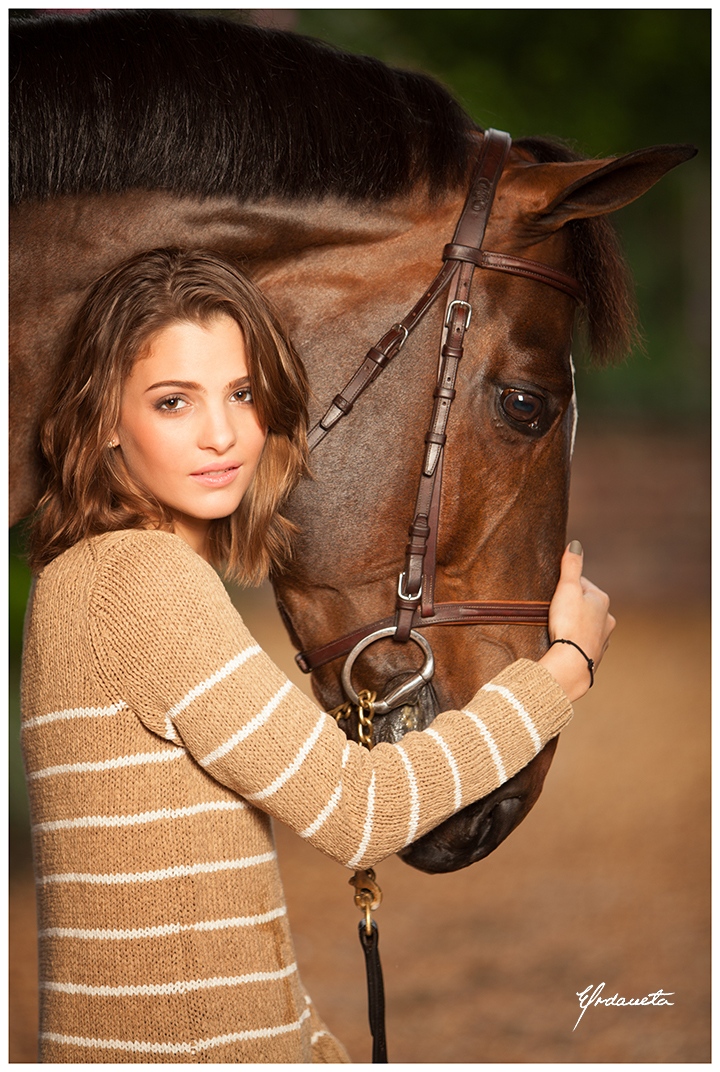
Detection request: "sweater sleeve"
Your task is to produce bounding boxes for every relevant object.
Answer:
[88,531,572,869]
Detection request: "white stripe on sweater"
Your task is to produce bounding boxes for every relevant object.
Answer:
[41,962,297,997]
[199,680,293,768]
[33,798,248,833]
[299,783,342,840]
[426,727,462,810]
[348,772,376,869]
[244,713,325,802]
[396,745,420,846]
[40,1007,310,1056]
[480,682,542,750]
[22,701,127,732]
[164,644,263,740]
[167,645,263,720]
[39,905,287,940]
[461,710,508,783]
[299,740,351,839]
[37,851,277,887]
[26,747,183,782]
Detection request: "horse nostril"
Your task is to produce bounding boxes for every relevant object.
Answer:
[397,796,525,874]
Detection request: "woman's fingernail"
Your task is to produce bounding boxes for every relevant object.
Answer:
[568,540,583,555]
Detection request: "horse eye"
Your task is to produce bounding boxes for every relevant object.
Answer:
[500,388,544,427]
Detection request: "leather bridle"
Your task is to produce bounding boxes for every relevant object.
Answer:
[295,130,585,713]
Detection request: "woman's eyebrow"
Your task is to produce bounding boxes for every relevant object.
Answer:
[145,379,203,393]
[144,376,251,393]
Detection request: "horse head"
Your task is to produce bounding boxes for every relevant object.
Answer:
[270,137,696,872]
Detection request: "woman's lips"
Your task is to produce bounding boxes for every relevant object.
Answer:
[190,465,240,487]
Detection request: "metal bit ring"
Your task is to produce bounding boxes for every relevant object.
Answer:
[341,626,435,715]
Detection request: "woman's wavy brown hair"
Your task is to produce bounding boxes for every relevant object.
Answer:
[28,248,310,584]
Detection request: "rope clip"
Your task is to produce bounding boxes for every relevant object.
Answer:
[350,868,383,935]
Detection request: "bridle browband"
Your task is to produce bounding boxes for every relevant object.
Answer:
[295,130,584,712]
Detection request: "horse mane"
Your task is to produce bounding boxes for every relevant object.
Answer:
[10,11,634,362]
[9,10,476,204]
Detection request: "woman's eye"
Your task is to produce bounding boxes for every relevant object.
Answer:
[500,388,544,428]
[157,396,187,412]
[233,388,253,404]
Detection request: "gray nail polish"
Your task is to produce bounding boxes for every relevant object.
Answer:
[568,540,583,555]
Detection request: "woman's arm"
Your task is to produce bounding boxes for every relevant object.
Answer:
[88,531,607,869]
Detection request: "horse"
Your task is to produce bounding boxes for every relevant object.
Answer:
[10,10,696,874]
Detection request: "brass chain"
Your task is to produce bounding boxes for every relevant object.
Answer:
[329,689,377,750]
[328,699,352,722]
[356,689,376,749]
[329,689,382,934]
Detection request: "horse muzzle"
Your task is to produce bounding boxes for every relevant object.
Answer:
[397,738,559,873]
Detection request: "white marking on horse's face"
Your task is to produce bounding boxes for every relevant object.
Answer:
[569,353,578,459]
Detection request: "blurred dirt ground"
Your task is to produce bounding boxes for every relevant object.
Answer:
[9,424,710,1063]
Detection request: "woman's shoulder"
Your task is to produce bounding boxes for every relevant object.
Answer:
[100,530,224,587]
[84,530,241,655]
[91,528,214,565]
[45,527,207,563]
[40,529,222,598]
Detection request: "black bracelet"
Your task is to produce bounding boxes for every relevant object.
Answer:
[548,639,595,688]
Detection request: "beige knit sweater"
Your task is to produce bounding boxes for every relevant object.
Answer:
[21,529,572,1063]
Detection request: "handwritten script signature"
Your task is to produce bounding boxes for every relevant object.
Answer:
[575,983,674,1030]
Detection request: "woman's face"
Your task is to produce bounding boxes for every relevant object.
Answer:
[115,315,267,556]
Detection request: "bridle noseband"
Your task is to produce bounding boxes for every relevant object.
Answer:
[295,130,584,713]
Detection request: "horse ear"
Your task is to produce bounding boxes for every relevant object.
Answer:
[525,144,697,230]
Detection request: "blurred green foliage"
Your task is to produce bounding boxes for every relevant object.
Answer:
[297,9,709,154]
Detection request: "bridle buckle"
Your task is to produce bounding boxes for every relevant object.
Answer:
[391,322,410,350]
[445,299,472,328]
[397,570,422,604]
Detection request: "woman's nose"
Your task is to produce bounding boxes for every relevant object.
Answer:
[198,404,237,453]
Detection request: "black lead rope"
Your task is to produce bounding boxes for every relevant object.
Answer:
[359,919,388,1062]
[337,691,389,1063]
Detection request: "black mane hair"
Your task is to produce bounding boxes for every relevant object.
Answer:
[10,9,477,204]
[9,10,635,361]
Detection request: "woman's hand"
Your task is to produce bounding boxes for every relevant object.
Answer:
[538,541,616,702]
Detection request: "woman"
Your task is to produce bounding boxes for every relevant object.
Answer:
[22,248,614,1062]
